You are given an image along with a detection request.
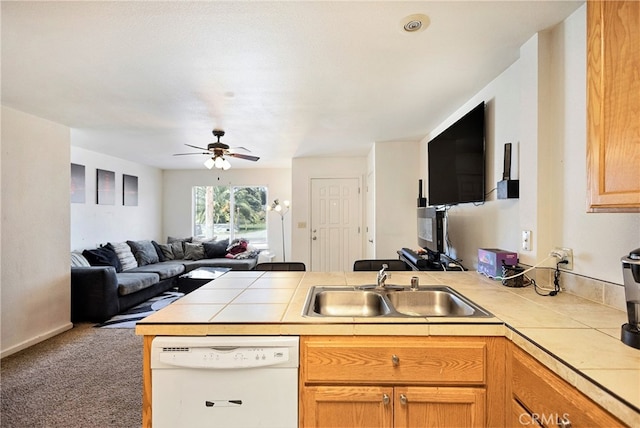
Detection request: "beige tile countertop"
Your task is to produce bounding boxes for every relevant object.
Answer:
[136,270,639,426]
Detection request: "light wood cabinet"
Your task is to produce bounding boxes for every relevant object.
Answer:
[587,0,640,212]
[299,336,504,427]
[506,343,625,427]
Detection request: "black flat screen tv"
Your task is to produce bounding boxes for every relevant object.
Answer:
[417,206,444,257]
[428,102,485,206]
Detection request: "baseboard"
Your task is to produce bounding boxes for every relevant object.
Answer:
[1,322,73,359]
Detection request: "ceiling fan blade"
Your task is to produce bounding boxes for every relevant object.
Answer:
[228,153,260,162]
[184,143,211,151]
[173,152,210,156]
[229,146,251,153]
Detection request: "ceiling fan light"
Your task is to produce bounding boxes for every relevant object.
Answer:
[204,158,215,169]
[221,158,231,170]
[214,156,225,168]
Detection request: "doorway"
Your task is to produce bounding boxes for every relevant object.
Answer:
[310,178,362,271]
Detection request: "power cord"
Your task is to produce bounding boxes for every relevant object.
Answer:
[531,259,568,296]
[491,254,568,297]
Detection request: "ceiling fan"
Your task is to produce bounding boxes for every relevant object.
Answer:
[173,129,260,170]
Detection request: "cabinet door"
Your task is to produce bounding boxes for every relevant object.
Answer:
[587,0,640,212]
[301,386,393,428]
[394,387,486,428]
[509,398,542,427]
[509,346,625,427]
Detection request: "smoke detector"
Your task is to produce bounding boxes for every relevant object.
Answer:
[400,13,430,33]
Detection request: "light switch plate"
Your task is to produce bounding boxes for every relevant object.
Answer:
[522,230,531,251]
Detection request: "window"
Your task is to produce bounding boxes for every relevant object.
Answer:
[193,185,267,245]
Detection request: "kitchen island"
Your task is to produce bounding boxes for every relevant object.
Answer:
[136,270,639,427]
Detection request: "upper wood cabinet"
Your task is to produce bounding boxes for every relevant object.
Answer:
[587,0,640,212]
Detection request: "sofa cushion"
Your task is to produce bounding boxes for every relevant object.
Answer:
[127,261,185,280]
[151,240,166,262]
[71,251,90,267]
[83,247,122,272]
[158,243,175,260]
[116,272,159,296]
[183,256,257,272]
[167,236,192,247]
[184,242,205,260]
[203,239,229,258]
[109,242,138,271]
[127,240,159,266]
[170,241,184,259]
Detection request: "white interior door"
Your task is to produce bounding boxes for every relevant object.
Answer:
[310,178,361,272]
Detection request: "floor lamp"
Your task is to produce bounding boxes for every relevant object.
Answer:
[267,199,290,262]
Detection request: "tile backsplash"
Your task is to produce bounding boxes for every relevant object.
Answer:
[531,268,626,312]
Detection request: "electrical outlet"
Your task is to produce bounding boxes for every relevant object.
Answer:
[551,247,573,270]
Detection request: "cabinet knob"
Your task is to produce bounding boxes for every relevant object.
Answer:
[391,354,400,366]
[557,416,572,428]
[382,393,390,405]
[400,394,407,405]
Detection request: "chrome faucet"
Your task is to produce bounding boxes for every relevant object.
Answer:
[376,264,389,289]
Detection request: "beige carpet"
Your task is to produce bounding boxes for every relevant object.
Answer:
[1,323,142,427]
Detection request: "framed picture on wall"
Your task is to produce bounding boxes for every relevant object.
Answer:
[123,174,138,206]
[96,169,115,205]
[70,163,86,203]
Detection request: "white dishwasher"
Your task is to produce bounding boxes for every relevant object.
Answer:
[151,336,299,428]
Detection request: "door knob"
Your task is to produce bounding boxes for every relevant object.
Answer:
[382,394,390,405]
[400,394,407,405]
[312,236,317,240]
[368,239,373,243]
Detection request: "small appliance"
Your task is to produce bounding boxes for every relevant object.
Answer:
[621,248,640,349]
[477,248,518,278]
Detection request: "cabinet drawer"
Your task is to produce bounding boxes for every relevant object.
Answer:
[301,336,486,385]
[511,346,624,427]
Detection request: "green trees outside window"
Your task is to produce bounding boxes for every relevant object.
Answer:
[193,185,267,244]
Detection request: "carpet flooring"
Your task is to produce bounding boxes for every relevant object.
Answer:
[1,323,142,427]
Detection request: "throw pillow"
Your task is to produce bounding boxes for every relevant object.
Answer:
[167,236,192,247]
[203,239,229,258]
[82,246,122,272]
[158,243,175,260]
[151,240,166,262]
[170,241,185,259]
[71,251,90,267]
[109,241,138,271]
[127,240,159,266]
[183,242,205,260]
[226,239,248,255]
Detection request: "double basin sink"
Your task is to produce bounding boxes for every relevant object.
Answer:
[303,285,492,318]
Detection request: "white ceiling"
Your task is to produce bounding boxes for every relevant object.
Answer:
[2,1,583,170]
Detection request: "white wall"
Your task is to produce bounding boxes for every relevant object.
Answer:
[420,61,522,267]
[373,141,420,259]
[547,6,639,284]
[162,168,291,261]
[1,107,72,357]
[420,5,640,285]
[70,145,163,250]
[291,157,367,269]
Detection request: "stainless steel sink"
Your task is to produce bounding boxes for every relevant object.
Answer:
[311,290,392,317]
[386,288,480,317]
[302,285,492,318]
